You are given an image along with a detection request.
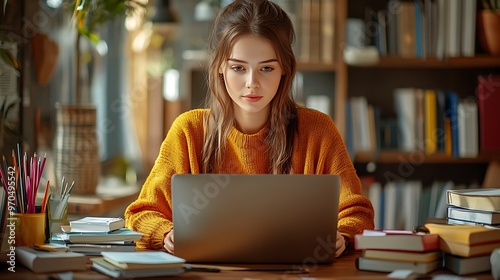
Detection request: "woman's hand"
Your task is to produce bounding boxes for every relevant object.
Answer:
[164,229,175,254]
[335,230,346,257]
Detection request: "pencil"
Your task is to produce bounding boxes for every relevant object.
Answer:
[41,180,50,213]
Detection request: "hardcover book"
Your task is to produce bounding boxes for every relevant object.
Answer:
[57,228,143,244]
[69,217,125,233]
[361,249,442,263]
[91,257,185,279]
[446,206,500,225]
[425,223,500,245]
[477,74,500,152]
[354,230,440,252]
[355,257,441,274]
[446,188,500,212]
[444,253,491,275]
[100,251,186,270]
[16,246,86,273]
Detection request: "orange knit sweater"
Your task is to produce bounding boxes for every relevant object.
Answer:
[125,107,374,249]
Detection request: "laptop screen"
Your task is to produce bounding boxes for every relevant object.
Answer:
[172,174,340,264]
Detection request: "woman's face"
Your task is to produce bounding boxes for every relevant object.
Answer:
[222,34,283,122]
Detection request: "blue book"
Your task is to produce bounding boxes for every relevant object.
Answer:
[54,228,143,244]
[445,91,459,158]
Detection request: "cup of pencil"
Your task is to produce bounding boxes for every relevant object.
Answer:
[47,177,74,236]
[13,206,47,246]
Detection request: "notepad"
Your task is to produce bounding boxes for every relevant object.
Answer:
[101,251,186,269]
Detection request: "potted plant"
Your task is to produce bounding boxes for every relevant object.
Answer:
[52,0,146,195]
[479,0,500,55]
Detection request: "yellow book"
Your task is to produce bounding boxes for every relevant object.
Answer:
[424,223,500,245]
[424,89,437,153]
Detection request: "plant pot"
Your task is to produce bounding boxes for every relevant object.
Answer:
[478,10,500,56]
[53,104,101,195]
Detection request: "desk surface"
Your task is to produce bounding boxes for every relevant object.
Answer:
[4,251,494,280]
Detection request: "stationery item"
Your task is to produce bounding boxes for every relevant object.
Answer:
[56,227,143,243]
[101,251,185,270]
[91,257,185,279]
[355,257,441,274]
[69,217,125,233]
[444,253,491,275]
[171,174,340,264]
[14,212,46,246]
[446,188,500,212]
[354,230,440,252]
[361,249,442,263]
[16,246,86,273]
[33,243,68,252]
[47,194,68,236]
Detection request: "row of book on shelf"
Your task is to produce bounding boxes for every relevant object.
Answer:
[363,0,478,59]
[346,74,500,159]
[355,187,500,275]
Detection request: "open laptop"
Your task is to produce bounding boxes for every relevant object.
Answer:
[171,174,340,264]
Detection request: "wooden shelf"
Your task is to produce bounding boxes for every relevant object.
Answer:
[297,62,337,72]
[355,151,500,164]
[349,55,500,69]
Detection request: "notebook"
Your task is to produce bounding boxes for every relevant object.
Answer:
[171,174,340,264]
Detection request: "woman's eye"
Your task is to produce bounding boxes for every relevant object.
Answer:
[262,66,274,72]
[231,66,244,72]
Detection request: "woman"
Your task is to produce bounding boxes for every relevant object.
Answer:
[125,0,374,258]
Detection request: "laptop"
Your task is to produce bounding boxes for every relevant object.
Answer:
[171,174,340,264]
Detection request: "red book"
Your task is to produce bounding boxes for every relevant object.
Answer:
[354,230,440,252]
[477,74,500,152]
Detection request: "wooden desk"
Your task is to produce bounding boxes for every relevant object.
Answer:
[4,251,494,280]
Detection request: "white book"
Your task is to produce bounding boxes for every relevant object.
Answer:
[384,182,398,230]
[394,88,417,151]
[447,206,500,225]
[69,217,125,233]
[457,98,478,158]
[368,182,383,230]
[446,0,461,57]
[16,246,86,273]
[350,96,371,153]
[461,0,477,57]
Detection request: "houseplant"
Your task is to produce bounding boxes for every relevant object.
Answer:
[479,0,500,55]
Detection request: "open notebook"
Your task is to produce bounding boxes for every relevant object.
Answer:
[171,174,340,264]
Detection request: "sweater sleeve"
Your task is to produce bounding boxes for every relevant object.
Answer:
[124,112,198,249]
[315,113,375,241]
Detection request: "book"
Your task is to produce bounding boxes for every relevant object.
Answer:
[16,246,86,273]
[354,230,440,252]
[69,217,125,233]
[444,253,491,275]
[361,249,442,263]
[440,239,500,258]
[57,228,143,244]
[457,98,479,158]
[447,206,500,225]
[100,251,186,270]
[446,188,500,212]
[425,223,500,245]
[477,74,500,152]
[91,257,185,278]
[355,257,441,274]
[68,242,136,255]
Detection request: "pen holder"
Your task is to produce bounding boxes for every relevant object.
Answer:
[13,211,47,246]
[48,198,68,236]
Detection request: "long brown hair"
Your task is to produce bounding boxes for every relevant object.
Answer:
[202,0,298,174]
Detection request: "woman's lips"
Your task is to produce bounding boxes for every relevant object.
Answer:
[242,95,263,102]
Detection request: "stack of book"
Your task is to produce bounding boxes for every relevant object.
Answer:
[424,188,500,275]
[51,217,143,255]
[445,188,500,227]
[91,251,186,278]
[354,229,442,274]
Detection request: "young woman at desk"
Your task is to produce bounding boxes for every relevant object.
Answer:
[125,0,374,258]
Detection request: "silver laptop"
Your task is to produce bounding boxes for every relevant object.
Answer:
[171,174,340,264]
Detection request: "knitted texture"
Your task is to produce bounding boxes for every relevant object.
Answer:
[125,107,374,249]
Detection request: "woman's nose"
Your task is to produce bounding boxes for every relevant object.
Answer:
[246,71,260,89]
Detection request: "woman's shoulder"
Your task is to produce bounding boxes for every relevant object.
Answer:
[171,109,209,130]
[295,107,335,128]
